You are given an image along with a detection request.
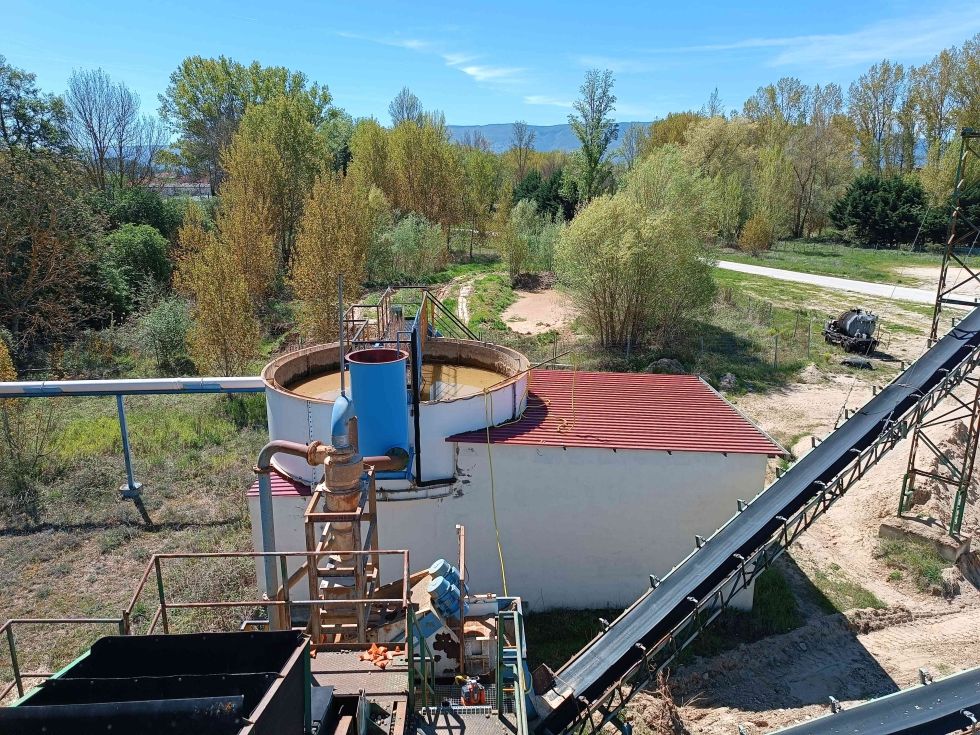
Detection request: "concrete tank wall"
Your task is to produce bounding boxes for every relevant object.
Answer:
[261,338,529,484]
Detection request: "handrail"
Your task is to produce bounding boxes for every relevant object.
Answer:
[407,606,436,712]
[1,618,125,701]
[125,550,410,636]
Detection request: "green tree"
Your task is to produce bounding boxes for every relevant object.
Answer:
[106,185,185,240]
[388,87,424,127]
[910,49,959,162]
[0,55,67,152]
[557,147,714,348]
[158,56,333,191]
[462,145,503,258]
[103,224,172,311]
[220,94,329,271]
[510,120,536,181]
[830,174,926,246]
[175,210,260,374]
[848,60,905,174]
[643,111,702,153]
[291,174,370,341]
[567,69,618,202]
[0,150,104,352]
[954,34,980,130]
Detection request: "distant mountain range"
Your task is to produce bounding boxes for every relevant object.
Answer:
[446,121,652,153]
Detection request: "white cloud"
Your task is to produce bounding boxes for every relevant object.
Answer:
[643,4,980,69]
[335,31,431,52]
[524,95,572,108]
[459,65,525,82]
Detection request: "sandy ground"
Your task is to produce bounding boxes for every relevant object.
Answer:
[501,289,576,335]
[896,265,980,298]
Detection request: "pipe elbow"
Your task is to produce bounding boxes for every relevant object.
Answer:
[331,393,355,449]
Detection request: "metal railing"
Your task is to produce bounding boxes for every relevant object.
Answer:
[406,606,437,713]
[496,609,530,735]
[124,550,409,636]
[0,377,264,504]
[1,618,125,701]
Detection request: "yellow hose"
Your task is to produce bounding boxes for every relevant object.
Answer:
[483,388,508,596]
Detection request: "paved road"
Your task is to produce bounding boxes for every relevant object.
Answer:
[716,260,937,304]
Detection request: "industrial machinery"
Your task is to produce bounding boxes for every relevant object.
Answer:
[823,308,879,353]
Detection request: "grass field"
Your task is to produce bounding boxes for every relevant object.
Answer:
[719,240,980,285]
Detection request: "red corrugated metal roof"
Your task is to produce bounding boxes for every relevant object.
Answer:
[448,370,784,456]
[246,469,312,497]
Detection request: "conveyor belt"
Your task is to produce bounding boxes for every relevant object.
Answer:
[538,306,980,734]
[769,665,980,735]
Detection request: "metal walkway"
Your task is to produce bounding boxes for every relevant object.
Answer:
[537,306,980,735]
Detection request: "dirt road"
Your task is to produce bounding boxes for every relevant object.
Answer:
[717,261,939,304]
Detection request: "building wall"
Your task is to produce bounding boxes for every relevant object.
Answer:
[250,443,769,610]
[378,444,767,609]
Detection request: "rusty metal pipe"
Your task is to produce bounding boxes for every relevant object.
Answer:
[254,439,324,627]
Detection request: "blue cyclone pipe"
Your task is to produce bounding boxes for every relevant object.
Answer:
[330,392,355,450]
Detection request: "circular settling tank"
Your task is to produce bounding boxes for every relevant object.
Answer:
[262,339,530,484]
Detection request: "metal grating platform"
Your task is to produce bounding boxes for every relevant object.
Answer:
[431,684,514,714]
[416,708,518,735]
[310,651,409,696]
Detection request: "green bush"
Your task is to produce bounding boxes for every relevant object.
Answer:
[738,213,776,255]
[107,185,185,240]
[134,296,193,375]
[378,214,445,282]
[103,224,172,313]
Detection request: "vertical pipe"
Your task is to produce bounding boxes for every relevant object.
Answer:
[154,557,169,634]
[457,524,466,677]
[257,472,280,627]
[279,554,291,630]
[411,329,422,482]
[7,626,23,697]
[116,394,139,496]
[339,274,346,398]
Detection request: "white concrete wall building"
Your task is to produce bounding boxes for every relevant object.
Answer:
[248,370,783,610]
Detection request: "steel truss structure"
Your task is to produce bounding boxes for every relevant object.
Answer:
[902,128,980,536]
[555,337,980,735]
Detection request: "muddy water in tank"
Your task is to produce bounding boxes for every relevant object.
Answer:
[290,362,504,401]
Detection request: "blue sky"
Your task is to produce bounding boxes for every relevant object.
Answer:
[5,0,980,126]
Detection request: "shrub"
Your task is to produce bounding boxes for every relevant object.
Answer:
[384,214,445,282]
[103,223,172,313]
[495,199,561,284]
[0,339,58,525]
[135,296,193,375]
[557,147,715,348]
[107,185,185,240]
[738,213,776,255]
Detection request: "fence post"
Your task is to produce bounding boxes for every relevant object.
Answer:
[773,334,779,369]
[6,625,23,698]
[116,395,142,500]
[807,319,812,359]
